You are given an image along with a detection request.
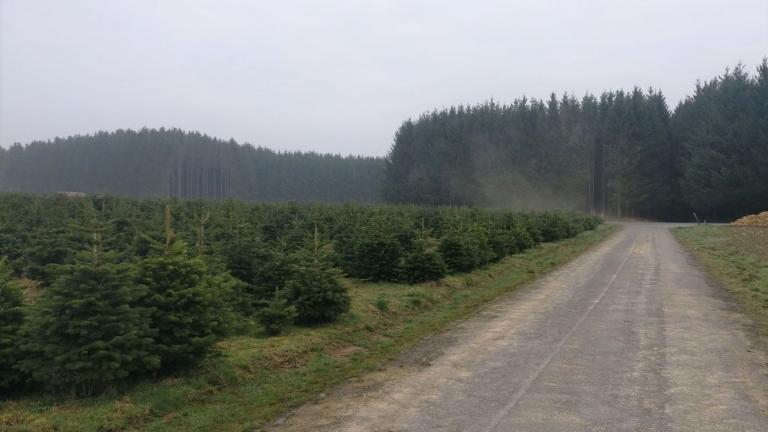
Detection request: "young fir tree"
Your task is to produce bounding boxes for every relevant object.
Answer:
[20,220,158,395]
[438,231,481,273]
[397,237,448,283]
[255,289,297,336]
[137,206,229,371]
[0,257,25,392]
[222,225,294,309]
[285,228,350,325]
[343,220,403,281]
[501,218,535,254]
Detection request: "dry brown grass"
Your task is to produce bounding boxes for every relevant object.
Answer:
[733,211,768,227]
[19,277,43,304]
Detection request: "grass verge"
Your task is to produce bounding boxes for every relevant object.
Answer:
[673,225,768,339]
[2,224,617,432]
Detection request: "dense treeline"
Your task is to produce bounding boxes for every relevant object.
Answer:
[0,194,599,395]
[385,61,768,221]
[3,62,763,220]
[673,64,768,220]
[0,128,384,203]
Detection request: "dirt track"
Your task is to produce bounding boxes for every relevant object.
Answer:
[266,223,768,431]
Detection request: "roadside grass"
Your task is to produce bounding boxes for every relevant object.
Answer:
[673,225,768,339]
[1,224,617,432]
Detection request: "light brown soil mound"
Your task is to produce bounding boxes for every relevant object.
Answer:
[733,211,768,227]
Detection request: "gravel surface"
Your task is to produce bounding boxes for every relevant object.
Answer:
[266,223,768,432]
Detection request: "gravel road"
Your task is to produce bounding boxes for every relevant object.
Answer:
[267,223,768,432]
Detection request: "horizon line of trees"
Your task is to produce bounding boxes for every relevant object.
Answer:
[0,128,384,203]
[384,60,768,221]
[1,60,766,221]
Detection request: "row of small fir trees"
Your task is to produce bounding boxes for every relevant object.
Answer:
[0,206,350,396]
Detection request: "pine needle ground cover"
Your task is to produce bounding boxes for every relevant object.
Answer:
[673,225,768,338]
[0,194,611,431]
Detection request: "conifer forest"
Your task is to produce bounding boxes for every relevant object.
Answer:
[0,57,766,430]
[1,61,766,221]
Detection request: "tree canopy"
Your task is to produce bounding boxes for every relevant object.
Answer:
[0,128,384,203]
[1,60,766,221]
[384,60,768,221]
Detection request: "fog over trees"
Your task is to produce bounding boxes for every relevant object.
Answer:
[0,61,766,221]
[385,61,768,221]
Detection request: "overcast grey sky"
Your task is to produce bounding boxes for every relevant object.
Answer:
[1,0,766,155]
